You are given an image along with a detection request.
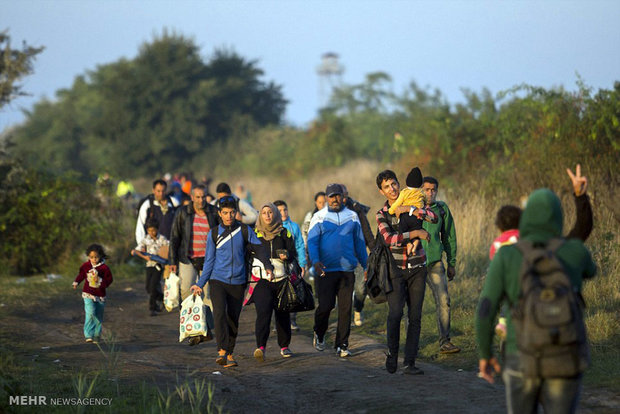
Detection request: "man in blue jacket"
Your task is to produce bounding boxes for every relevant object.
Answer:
[307,184,368,357]
[191,196,273,368]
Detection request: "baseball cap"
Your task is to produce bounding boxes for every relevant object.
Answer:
[325,183,343,197]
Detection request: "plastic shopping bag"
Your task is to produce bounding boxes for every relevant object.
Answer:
[163,272,180,312]
[179,294,208,342]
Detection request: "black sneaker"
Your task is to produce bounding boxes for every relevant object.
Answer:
[188,336,201,346]
[385,351,398,374]
[403,364,424,375]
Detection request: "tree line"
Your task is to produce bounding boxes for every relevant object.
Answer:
[1,30,618,274]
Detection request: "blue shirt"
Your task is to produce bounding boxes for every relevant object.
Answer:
[307,206,368,272]
[198,223,272,286]
[283,217,307,268]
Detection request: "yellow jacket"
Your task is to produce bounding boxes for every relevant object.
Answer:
[388,187,425,215]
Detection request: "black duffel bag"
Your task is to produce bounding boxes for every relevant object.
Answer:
[276,276,315,313]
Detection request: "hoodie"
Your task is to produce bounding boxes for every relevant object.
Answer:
[475,189,596,359]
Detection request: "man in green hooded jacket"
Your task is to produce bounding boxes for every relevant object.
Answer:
[475,188,596,414]
[421,176,459,354]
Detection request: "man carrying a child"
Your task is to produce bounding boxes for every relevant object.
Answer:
[375,169,437,375]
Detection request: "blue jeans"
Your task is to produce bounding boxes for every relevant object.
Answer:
[353,265,367,313]
[386,266,426,365]
[426,261,451,345]
[83,297,105,339]
[503,354,582,414]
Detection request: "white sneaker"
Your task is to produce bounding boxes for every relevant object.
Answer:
[354,311,363,327]
[337,347,351,357]
[313,332,326,352]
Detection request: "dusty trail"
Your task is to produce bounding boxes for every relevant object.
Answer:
[3,277,616,413]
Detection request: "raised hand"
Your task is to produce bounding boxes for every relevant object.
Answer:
[566,164,587,196]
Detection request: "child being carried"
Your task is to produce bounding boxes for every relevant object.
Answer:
[388,167,437,255]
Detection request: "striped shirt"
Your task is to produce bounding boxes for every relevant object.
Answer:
[189,214,210,258]
[376,201,436,270]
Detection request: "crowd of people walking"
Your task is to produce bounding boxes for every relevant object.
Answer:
[78,164,595,413]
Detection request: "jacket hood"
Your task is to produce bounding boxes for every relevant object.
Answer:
[519,188,563,242]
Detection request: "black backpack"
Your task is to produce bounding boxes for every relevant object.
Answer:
[511,238,589,378]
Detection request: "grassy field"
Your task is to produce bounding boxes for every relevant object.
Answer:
[0,264,224,414]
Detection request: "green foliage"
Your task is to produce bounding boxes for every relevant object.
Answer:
[0,157,125,275]
[9,31,286,178]
[0,29,44,108]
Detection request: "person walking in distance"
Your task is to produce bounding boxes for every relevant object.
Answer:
[169,184,219,344]
[420,176,460,354]
[302,191,326,281]
[307,184,368,357]
[213,182,258,225]
[341,185,375,327]
[135,179,177,244]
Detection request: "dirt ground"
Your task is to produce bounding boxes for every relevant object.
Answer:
[3,277,619,413]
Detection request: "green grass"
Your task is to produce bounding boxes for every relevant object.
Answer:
[0,268,224,414]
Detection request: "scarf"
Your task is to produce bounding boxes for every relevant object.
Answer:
[255,203,283,241]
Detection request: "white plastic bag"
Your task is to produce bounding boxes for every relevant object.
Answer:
[179,294,207,342]
[163,272,180,312]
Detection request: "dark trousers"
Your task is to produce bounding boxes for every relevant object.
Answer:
[145,266,163,311]
[253,279,291,349]
[314,271,355,349]
[386,266,427,365]
[210,279,246,353]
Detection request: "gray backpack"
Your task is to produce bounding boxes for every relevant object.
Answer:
[512,238,589,378]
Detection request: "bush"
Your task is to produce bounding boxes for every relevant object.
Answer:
[0,158,126,275]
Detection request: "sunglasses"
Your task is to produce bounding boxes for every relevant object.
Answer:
[218,195,236,203]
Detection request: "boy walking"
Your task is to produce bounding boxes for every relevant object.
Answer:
[191,196,273,367]
[132,218,168,316]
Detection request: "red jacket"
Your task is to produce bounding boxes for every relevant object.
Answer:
[74,261,113,297]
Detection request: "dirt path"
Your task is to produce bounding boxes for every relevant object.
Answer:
[3,277,618,413]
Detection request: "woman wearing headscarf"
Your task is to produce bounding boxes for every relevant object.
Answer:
[248,203,298,361]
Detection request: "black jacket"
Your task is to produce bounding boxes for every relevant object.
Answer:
[169,203,219,266]
[345,197,375,250]
[567,194,592,241]
[365,233,395,304]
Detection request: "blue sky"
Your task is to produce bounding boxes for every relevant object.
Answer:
[1,0,619,132]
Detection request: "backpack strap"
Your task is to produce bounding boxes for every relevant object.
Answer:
[241,223,249,246]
